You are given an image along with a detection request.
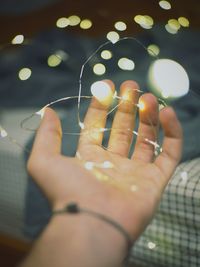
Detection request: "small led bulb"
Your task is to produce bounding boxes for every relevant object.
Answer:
[137,101,145,111]
[91,81,113,105]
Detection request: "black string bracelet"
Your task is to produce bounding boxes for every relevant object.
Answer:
[52,202,134,267]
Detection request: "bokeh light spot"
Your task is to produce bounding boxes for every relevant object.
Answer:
[118,58,135,71]
[80,19,93,29]
[178,17,190,27]
[147,44,160,57]
[101,50,112,60]
[18,68,32,81]
[106,31,120,44]
[68,15,81,26]
[159,0,171,10]
[114,21,127,31]
[47,54,62,67]
[11,34,24,44]
[148,59,190,99]
[56,17,70,28]
[93,63,106,75]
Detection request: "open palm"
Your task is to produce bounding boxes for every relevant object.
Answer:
[28,80,182,240]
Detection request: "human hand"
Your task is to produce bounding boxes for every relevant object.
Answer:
[27,80,182,240]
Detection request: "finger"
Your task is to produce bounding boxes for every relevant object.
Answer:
[132,93,159,163]
[154,106,182,180]
[28,107,62,172]
[107,80,140,157]
[78,80,115,147]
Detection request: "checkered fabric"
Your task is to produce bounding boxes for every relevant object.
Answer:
[130,157,200,267]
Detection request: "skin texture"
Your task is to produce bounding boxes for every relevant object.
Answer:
[22,80,182,267]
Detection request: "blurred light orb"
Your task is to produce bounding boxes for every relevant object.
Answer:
[134,15,154,29]
[55,50,68,61]
[165,24,178,34]
[147,44,160,57]
[168,19,180,31]
[47,54,62,67]
[11,34,24,44]
[80,19,92,29]
[101,50,112,60]
[18,68,32,81]
[68,15,81,26]
[91,81,113,104]
[114,21,127,31]
[106,31,120,44]
[118,58,135,71]
[56,17,70,28]
[148,59,189,99]
[147,241,156,250]
[93,63,106,75]
[159,0,171,10]
[178,17,190,27]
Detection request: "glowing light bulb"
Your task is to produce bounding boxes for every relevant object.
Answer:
[18,68,32,80]
[106,31,120,44]
[148,59,189,99]
[56,17,70,28]
[80,19,92,29]
[91,81,113,105]
[93,63,106,75]
[137,101,145,111]
[114,21,127,31]
[118,58,135,71]
[11,34,24,44]
[101,50,112,60]
[159,0,171,10]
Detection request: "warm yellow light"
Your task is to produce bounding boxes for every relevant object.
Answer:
[118,58,135,71]
[114,21,127,31]
[106,31,120,44]
[178,17,190,27]
[93,63,106,75]
[47,54,62,67]
[56,17,70,28]
[18,68,32,80]
[11,34,24,44]
[148,59,190,99]
[80,19,92,29]
[90,81,113,105]
[147,44,160,57]
[159,0,171,10]
[68,15,81,26]
[134,15,143,24]
[101,50,112,60]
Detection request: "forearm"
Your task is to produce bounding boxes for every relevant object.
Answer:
[20,212,128,267]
